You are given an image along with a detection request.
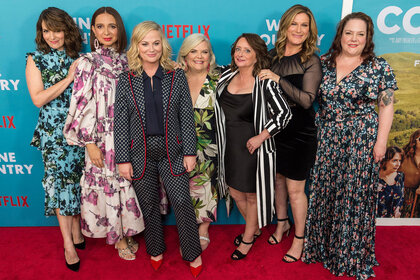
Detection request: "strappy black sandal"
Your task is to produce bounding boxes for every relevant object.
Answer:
[268,217,291,245]
[282,234,304,263]
[231,238,255,260]
[233,230,261,246]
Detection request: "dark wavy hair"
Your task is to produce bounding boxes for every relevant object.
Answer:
[324,12,375,68]
[90,7,127,53]
[274,4,319,63]
[230,33,270,77]
[35,7,82,59]
[381,146,404,171]
[403,129,420,162]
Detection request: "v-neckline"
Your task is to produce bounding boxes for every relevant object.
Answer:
[335,62,363,85]
[190,75,208,108]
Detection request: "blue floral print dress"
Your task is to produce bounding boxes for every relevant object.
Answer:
[302,55,398,280]
[26,49,84,216]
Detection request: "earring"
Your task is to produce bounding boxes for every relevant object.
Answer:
[94,38,100,50]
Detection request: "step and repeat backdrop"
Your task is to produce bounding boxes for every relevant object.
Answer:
[0,0,418,226]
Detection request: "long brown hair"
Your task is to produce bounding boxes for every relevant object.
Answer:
[274,4,318,63]
[35,7,82,58]
[403,129,420,163]
[230,33,270,77]
[90,7,127,53]
[324,12,375,68]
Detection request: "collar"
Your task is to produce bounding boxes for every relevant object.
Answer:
[142,65,163,80]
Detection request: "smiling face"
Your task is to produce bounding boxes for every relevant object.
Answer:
[138,30,163,67]
[233,37,257,69]
[185,41,210,73]
[286,12,310,48]
[385,153,402,172]
[92,13,118,49]
[41,21,65,51]
[340,18,367,57]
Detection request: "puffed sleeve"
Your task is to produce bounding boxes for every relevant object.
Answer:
[177,69,197,156]
[63,57,97,146]
[263,79,292,136]
[377,57,398,92]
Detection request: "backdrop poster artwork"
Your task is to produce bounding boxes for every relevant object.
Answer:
[352,1,420,219]
[0,0,418,226]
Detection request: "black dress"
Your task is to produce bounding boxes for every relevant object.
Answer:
[269,50,322,180]
[218,87,256,193]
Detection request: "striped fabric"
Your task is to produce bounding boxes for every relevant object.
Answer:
[215,66,292,228]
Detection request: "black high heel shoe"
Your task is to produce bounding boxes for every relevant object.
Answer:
[74,240,85,250]
[282,234,304,263]
[231,238,255,260]
[64,249,80,272]
[233,230,261,246]
[268,217,291,245]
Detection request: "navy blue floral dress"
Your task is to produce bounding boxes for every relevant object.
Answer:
[302,55,398,280]
[377,172,404,217]
[27,49,84,216]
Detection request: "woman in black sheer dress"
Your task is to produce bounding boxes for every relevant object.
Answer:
[259,4,321,262]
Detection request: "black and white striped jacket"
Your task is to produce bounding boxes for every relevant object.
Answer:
[215,66,292,228]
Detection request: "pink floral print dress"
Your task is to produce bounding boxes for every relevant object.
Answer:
[64,47,144,244]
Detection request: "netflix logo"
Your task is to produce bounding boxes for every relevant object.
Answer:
[161,24,210,39]
[0,116,15,128]
[0,196,29,207]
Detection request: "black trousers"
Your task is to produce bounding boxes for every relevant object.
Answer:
[132,136,201,261]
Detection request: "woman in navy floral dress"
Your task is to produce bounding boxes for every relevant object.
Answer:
[302,13,397,279]
[377,146,404,218]
[25,7,84,271]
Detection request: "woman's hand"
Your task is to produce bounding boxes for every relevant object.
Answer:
[258,69,280,83]
[118,162,133,181]
[247,135,264,155]
[66,59,79,83]
[183,156,196,172]
[86,143,104,168]
[373,141,386,163]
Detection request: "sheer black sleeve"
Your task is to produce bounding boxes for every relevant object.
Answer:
[273,54,322,110]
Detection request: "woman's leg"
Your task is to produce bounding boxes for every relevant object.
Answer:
[269,173,290,244]
[230,186,247,219]
[198,221,211,250]
[284,178,307,261]
[56,209,79,264]
[71,215,84,244]
[233,191,258,255]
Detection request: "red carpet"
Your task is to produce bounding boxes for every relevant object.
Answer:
[1,225,419,280]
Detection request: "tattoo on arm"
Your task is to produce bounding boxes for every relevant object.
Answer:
[378,88,394,106]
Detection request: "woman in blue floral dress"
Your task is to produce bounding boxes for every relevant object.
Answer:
[25,7,84,271]
[177,33,219,251]
[302,13,397,279]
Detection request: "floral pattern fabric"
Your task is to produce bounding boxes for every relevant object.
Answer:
[64,47,144,244]
[302,55,398,280]
[377,172,404,217]
[189,74,219,223]
[26,49,84,216]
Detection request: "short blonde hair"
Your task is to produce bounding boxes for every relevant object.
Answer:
[127,21,174,75]
[274,4,319,63]
[177,33,218,76]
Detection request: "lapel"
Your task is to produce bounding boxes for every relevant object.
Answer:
[129,72,147,126]
[162,70,175,122]
[217,69,238,98]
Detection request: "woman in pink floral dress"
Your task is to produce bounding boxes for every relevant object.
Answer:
[64,7,144,260]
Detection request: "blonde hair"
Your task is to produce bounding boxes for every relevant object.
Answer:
[177,33,218,76]
[127,21,174,75]
[274,4,319,63]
